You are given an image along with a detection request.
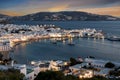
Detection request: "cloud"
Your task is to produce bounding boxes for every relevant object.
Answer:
[48,5,69,12]
[68,0,120,8]
[78,6,120,17]
[0,0,120,16]
[1,0,119,9]
[0,10,22,16]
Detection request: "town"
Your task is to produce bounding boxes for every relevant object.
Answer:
[0,24,105,46]
[0,56,120,80]
[0,24,120,80]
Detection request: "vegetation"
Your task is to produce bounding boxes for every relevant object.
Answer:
[109,68,120,76]
[80,76,109,80]
[0,69,24,80]
[0,53,3,60]
[69,57,82,66]
[34,70,79,80]
[0,53,13,65]
[105,62,115,68]
[35,71,109,80]
[70,57,78,66]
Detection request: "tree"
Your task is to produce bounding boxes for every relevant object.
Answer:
[87,56,95,59]
[65,75,79,80]
[34,71,79,80]
[105,62,115,68]
[34,71,108,80]
[35,71,109,80]
[109,70,120,76]
[70,57,77,66]
[0,53,3,60]
[0,69,24,80]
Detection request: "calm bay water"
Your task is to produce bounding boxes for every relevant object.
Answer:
[12,21,120,64]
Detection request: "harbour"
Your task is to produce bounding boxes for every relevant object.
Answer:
[12,37,120,64]
[1,0,120,79]
[0,21,120,64]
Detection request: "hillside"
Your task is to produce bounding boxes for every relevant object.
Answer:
[0,11,120,21]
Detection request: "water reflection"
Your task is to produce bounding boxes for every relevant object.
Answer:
[12,38,120,64]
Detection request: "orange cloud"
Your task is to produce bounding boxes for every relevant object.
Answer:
[1,5,120,17]
[0,10,23,16]
[78,6,120,17]
[48,5,69,12]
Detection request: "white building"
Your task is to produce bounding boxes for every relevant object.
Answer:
[13,64,27,75]
[69,66,93,79]
[94,68,111,77]
[0,43,11,52]
[49,60,67,71]
[25,66,40,80]
[0,63,40,80]
[48,33,62,38]
[31,60,50,72]
[69,63,88,72]
[84,58,108,68]
[85,58,120,68]
[78,69,93,78]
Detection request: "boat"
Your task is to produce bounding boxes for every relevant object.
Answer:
[52,42,57,44]
[67,43,75,46]
[107,36,120,41]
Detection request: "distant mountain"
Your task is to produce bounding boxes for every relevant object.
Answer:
[0,14,11,21]
[0,14,12,24]
[0,14,11,18]
[0,14,8,17]
[1,11,120,21]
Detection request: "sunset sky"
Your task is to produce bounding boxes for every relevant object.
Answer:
[0,0,120,17]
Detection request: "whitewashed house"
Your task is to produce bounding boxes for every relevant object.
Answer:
[49,60,66,71]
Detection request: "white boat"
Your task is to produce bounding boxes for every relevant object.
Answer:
[107,36,120,41]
